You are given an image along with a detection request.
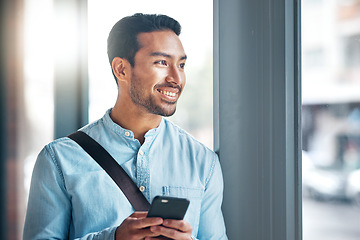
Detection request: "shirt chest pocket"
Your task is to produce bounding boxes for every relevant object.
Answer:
[162,186,203,235]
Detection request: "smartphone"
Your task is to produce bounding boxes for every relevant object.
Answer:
[147,196,190,220]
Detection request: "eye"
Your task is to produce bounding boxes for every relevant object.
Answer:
[155,60,167,66]
[179,62,186,69]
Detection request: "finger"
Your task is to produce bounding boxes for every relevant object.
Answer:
[130,227,161,239]
[150,225,191,239]
[145,237,170,240]
[145,237,171,240]
[162,219,192,233]
[130,211,148,218]
[131,216,163,229]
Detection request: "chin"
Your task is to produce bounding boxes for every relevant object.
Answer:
[157,106,177,117]
[142,99,177,117]
[162,111,176,117]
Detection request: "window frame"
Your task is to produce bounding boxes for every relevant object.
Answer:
[213,0,302,239]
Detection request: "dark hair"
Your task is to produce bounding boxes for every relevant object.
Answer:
[107,13,182,82]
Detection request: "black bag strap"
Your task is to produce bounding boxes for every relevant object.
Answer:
[68,131,150,211]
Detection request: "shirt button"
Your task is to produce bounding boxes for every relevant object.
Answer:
[139,149,144,155]
[139,186,145,192]
[125,131,130,137]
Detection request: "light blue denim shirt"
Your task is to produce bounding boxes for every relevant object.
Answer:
[23,109,227,240]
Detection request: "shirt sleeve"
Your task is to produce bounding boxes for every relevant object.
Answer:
[23,146,117,240]
[196,153,228,240]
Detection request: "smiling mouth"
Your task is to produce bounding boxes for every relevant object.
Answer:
[158,90,176,97]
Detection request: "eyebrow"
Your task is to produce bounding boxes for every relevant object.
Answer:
[150,52,187,60]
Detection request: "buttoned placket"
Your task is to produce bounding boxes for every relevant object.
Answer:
[136,138,153,201]
[119,119,163,202]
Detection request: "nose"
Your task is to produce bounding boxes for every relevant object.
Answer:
[166,65,185,85]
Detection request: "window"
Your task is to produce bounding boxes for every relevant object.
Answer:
[6,0,56,238]
[302,0,360,239]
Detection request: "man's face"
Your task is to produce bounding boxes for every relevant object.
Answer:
[129,30,187,117]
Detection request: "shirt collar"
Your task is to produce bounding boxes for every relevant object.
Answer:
[102,108,165,139]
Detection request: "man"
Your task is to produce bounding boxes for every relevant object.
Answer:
[24,13,227,240]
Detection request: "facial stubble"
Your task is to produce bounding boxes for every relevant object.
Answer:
[129,73,178,117]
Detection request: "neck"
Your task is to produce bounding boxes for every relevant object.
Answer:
[110,101,162,145]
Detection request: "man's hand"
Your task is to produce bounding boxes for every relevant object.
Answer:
[145,219,193,240]
[115,212,163,240]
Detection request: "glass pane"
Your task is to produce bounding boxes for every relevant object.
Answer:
[20,0,55,237]
[302,0,360,239]
[88,0,214,149]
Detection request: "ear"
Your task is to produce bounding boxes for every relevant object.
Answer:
[112,57,130,83]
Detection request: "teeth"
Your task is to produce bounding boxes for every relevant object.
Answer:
[160,90,176,97]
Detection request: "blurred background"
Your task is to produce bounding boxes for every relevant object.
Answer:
[0,0,360,239]
[302,0,360,239]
